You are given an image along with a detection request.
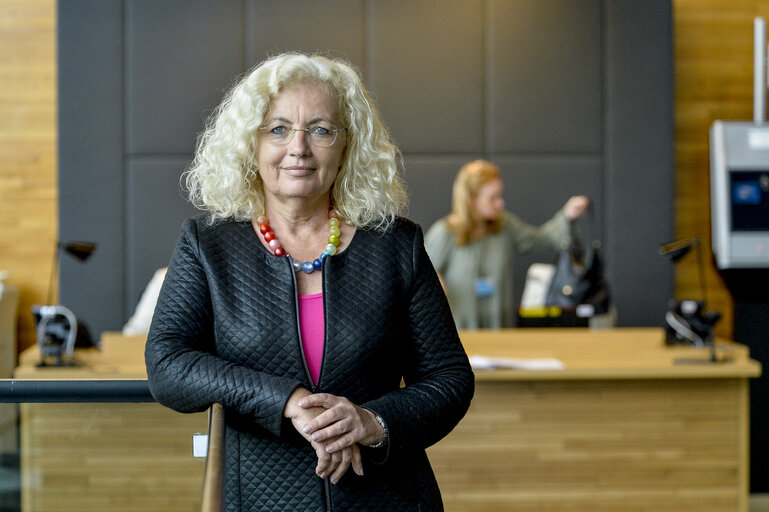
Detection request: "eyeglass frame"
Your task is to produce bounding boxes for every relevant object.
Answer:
[257,122,348,147]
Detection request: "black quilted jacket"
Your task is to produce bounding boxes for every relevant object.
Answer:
[145,215,474,512]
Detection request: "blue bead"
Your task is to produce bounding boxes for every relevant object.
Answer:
[292,259,302,272]
[321,252,330,259]
[313,259,322,270]
[301,261,314,274]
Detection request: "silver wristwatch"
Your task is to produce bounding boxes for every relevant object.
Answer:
[369,414,389,448]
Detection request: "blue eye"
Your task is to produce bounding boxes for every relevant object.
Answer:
[270,125,287,135]
[309,126,331,136]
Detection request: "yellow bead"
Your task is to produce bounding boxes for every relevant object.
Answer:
[329,226,341,237]
[328,235,340,246]
[329,218,341,228]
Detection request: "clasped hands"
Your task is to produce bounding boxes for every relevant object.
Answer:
[283,387,385,484]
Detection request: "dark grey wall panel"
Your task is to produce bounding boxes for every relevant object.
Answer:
[604,0,673,326]
[59,0,673,334]
[402,155,478,230]
[125,158,200,315]
[494,157,603,225]
[367,0,484,153]
[246,0,365,69]
[126,0,244,155]
[58,0,125,337]
[487,0,602,153]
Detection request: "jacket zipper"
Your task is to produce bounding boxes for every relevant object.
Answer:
[287,255,333,512]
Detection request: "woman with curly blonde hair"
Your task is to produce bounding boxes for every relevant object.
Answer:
[146,53,473,512]
[184,52,407,230]
[425,159,590,329]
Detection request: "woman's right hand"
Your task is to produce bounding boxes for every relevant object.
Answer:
[284,387,363,483]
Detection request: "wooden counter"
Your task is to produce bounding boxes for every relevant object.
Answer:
[13,328,762,512]
[14,333,207,512]
[427,328,762,512]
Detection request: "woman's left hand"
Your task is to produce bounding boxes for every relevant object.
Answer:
[563,195,590,221]
[298,393,385,454]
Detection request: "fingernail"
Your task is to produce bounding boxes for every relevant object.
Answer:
[303,426,310,433]
[325,445,333,452]
[298,400,306,407]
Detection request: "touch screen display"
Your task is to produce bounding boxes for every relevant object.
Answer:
[730,171,769,231]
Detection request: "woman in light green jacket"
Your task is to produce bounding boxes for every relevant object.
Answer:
[425,159,589,329]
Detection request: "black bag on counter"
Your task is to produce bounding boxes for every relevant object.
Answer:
[545,239,611,315]
[544,206,611,316]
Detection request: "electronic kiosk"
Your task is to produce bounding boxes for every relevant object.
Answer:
[710,122,769,268]
[709,17,769,493]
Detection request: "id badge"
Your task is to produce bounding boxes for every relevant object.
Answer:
[474,277,496,298]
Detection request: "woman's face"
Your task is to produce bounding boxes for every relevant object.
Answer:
[472,178,505,222]
[257,83,346,207]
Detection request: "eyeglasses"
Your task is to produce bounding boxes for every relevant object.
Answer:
[259,122,347,147]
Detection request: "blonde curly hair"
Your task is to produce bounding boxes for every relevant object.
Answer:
[184,53,407,230]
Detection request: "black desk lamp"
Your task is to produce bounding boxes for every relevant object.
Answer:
[658,237,722,362]
[31,241,97,367]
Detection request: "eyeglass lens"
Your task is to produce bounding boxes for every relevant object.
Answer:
[261,124,343,147]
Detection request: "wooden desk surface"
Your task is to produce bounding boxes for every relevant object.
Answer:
[460,327,762,381]
[14,332,148,379]
[13,327,762,381]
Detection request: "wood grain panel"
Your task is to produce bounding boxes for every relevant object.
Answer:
[423,328,755,511]
[429,378,749,512]
[20,403,207,512]
[0,0,57,354]
[673,0,769,340]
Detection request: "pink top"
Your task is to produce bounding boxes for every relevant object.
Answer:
[298,293,325,385]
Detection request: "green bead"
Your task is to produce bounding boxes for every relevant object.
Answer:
[329,226,341,237]
[328,234,340,246]
[325,244,337,255]
[329,218,341,228]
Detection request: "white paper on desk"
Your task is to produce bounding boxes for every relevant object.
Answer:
[469,355,564,371]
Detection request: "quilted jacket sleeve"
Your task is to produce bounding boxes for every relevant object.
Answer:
[145,219,303,437]
[361,224,474,456]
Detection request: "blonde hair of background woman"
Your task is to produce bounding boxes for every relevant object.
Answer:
[448,159,503,246]
[184,53,407,230]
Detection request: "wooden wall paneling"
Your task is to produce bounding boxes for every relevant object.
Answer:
[20,403,207,512]
[428,378,748,512]
[673,0,769,340]
[0,0,57,353]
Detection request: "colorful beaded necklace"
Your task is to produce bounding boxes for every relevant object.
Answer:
[256,210,342,274]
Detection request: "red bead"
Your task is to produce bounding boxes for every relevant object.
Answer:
[264,231,276,242]
[329,210,340,219]
[256,216,268,226]
[259,224,270,234]
[274,247,286,257]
